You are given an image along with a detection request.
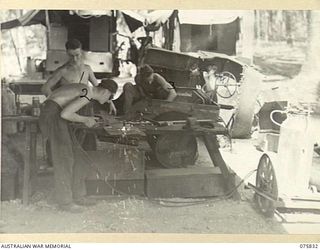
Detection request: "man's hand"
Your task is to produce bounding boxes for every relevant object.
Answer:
[109,101,117,116]
[84,117,99,128]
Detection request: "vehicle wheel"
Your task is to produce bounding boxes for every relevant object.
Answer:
[254,154,278,217]
[216,71,238,99]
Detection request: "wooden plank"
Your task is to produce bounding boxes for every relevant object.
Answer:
[2,115,38,122]
[145,167,228,198]
[277,199,320,210]
[146,167,222,177]
[151,100,220,121]
[127,99,220,121]
[143,123,227,135]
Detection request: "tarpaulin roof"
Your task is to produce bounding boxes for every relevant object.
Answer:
[1,10,112,30]
[1,10,43,30]
[121,10,174,33]
[178,10,242,25]
[1,9,243,31]
[120,10,242,33]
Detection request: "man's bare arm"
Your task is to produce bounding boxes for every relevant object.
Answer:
[166,88,178,102]
[88,66,99,86]
[156,74,177,101]
[109,100,117,115]
[41,68,63,96]
[60,95,97,127]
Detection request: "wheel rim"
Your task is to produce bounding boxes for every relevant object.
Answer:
[216,71,238,99]
[255,154,278,216]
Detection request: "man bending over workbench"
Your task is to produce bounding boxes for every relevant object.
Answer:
[41,38,116,160]
[39,79,118,213]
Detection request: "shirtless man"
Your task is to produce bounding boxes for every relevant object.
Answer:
[41,39,116,166]
[41,38,99,96]
[39,79,118,212]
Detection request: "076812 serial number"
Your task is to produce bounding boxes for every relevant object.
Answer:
[300,244,319,248]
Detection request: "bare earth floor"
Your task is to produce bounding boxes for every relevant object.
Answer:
[1,134,320,234]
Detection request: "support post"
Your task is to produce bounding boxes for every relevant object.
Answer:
[202,133,240,200]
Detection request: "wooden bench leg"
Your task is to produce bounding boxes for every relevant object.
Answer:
[22,123,31,205]
[202,133,240,200]
[22,122,38,205]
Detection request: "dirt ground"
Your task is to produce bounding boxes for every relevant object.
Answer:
[0,133,291,234]
[0,190,285,234]
[2,131,320,235]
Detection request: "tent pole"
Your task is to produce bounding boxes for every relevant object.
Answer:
[45,10,50,50]
[110,10,116,53]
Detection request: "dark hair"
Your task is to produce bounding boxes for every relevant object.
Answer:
[140,64,154,78]
[99,79,118,94]
[65,39,82,50]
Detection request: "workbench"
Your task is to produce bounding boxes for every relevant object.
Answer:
[72,117,240,199]
[1,107,239,204]
[2,115,39,205]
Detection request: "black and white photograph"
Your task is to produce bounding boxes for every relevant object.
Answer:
[0,8,320,236]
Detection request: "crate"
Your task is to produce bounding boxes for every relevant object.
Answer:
[145,167,231,198]
[85,144,145,196]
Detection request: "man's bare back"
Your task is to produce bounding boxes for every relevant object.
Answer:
[48,83,92,108]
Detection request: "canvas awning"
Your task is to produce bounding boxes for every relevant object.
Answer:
[1,10,44,30]
[120,10,242,33]
[1,10,112,30]
[121,10,174,32]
